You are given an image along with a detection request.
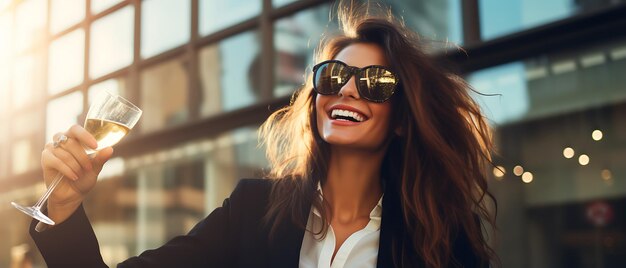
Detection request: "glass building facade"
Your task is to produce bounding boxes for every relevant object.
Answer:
[0,0,624,267]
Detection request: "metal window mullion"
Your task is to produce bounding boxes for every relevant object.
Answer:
[461,0,481,45]
[81,0,91,123]
[188,0,201,120]
[129,0,142,133]
[5,3,18,177]
[35,0,54,158]
[260,0,274,100]
[269,0,329,20]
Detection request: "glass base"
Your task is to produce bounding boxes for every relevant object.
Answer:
[11,202,56,225]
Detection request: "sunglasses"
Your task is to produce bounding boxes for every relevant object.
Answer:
[312,60,400,103]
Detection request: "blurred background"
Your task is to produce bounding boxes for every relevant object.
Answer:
[0,0,625,267]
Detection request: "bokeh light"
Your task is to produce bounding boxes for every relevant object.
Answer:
[513,165,524,176]
[563,147,575,158]
[601,169,612,180]
[493,166,506,179]
[578,154,590,166]
[522,172,533,183]
[592,129,603,141]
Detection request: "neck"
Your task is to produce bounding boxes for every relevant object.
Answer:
[322,146,385,223]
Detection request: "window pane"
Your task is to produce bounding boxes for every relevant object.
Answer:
[141,0,190,58]
[140,57,189,133]
[492,106,626,267]
[0,73,8,115]
[108,125,265,262]
[204,127,267,211]
[0,12,12,60]
[10,117,41,174]
[199,0,260,36]
[468,37,626,125]
[199,31,260,116]
[0,118,7,144]
[13,110,43,137]
[273,4,333,97]
[50,0,86,34]
[15,0,47,52]
[12,138,37,174]
[273,1,463,97]
[273,0,296,7]
[91,0,124,14]
[0,77,8,115]
[13,55,35,108]
[46,91,84,142]
[90,6,134,78]
[467,62,529,125]
[479,0,625,40]
[0,13,10,114]
[48,29,85,94]
[88,76,129,106]
[13,51,45,108]
[0,139,8,177]
[386,0,462,45]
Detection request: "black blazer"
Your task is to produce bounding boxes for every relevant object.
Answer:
[30,178,482,267]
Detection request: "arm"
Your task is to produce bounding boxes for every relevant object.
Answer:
[30,200,235,267]
[30,204,107,268]
[30,179,267,267]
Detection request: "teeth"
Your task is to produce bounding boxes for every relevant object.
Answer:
[331,109,365,122]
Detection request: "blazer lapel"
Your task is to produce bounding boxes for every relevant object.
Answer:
[376,181,401,268]
[268,199,310,267]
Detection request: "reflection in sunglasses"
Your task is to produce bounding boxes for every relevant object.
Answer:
[377,77,396,83]
[332,75,343,84]
[359,77,370,88]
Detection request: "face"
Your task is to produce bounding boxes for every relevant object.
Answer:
[315,43,395,152]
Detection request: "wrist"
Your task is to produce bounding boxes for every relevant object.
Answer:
[47,200,81,225]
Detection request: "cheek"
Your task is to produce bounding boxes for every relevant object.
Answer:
[372,103,393,127]
[315,95,328,124]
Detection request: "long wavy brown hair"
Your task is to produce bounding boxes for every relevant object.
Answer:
[259,3,498,268]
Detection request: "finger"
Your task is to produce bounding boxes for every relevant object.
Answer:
[42,150,79,180]
[66,125,98,150]
[52,132,65,142]
[61,137,94,171]
[50,146,83,178]
[92,147,114,174]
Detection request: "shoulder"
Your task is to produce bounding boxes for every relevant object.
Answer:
[226,178,275,213]
[232,177,301,197]
[234,178,273,191]
[230,178,274,200]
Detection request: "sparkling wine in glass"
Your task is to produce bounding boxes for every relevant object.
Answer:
[11,91,142,225]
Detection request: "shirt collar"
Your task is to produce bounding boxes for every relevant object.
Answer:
[313,181,384,220]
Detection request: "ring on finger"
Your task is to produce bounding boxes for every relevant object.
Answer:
[53,134,69,148]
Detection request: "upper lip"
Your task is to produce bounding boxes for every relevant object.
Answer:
[327,104,369,120]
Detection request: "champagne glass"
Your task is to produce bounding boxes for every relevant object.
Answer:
[11,91,142,225]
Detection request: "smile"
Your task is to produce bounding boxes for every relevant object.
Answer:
[330,109,366,122]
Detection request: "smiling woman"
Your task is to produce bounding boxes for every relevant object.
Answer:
[27,2,497,268]
[260,7,498,265]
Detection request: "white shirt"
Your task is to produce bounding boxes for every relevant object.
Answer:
[299,184,383,268]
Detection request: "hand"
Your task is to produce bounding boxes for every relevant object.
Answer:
[41,125,114,224]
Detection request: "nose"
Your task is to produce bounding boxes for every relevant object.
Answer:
[338,75,361,100]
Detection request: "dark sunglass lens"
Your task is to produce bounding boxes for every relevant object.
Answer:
[357,67,398,101]
[314,62,347,95]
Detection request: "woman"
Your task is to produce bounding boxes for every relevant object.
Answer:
[30,7,497,268]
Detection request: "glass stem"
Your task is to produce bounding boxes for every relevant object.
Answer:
[33,172,64,210]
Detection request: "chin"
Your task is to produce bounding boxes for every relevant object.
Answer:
[322,135,386,152]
